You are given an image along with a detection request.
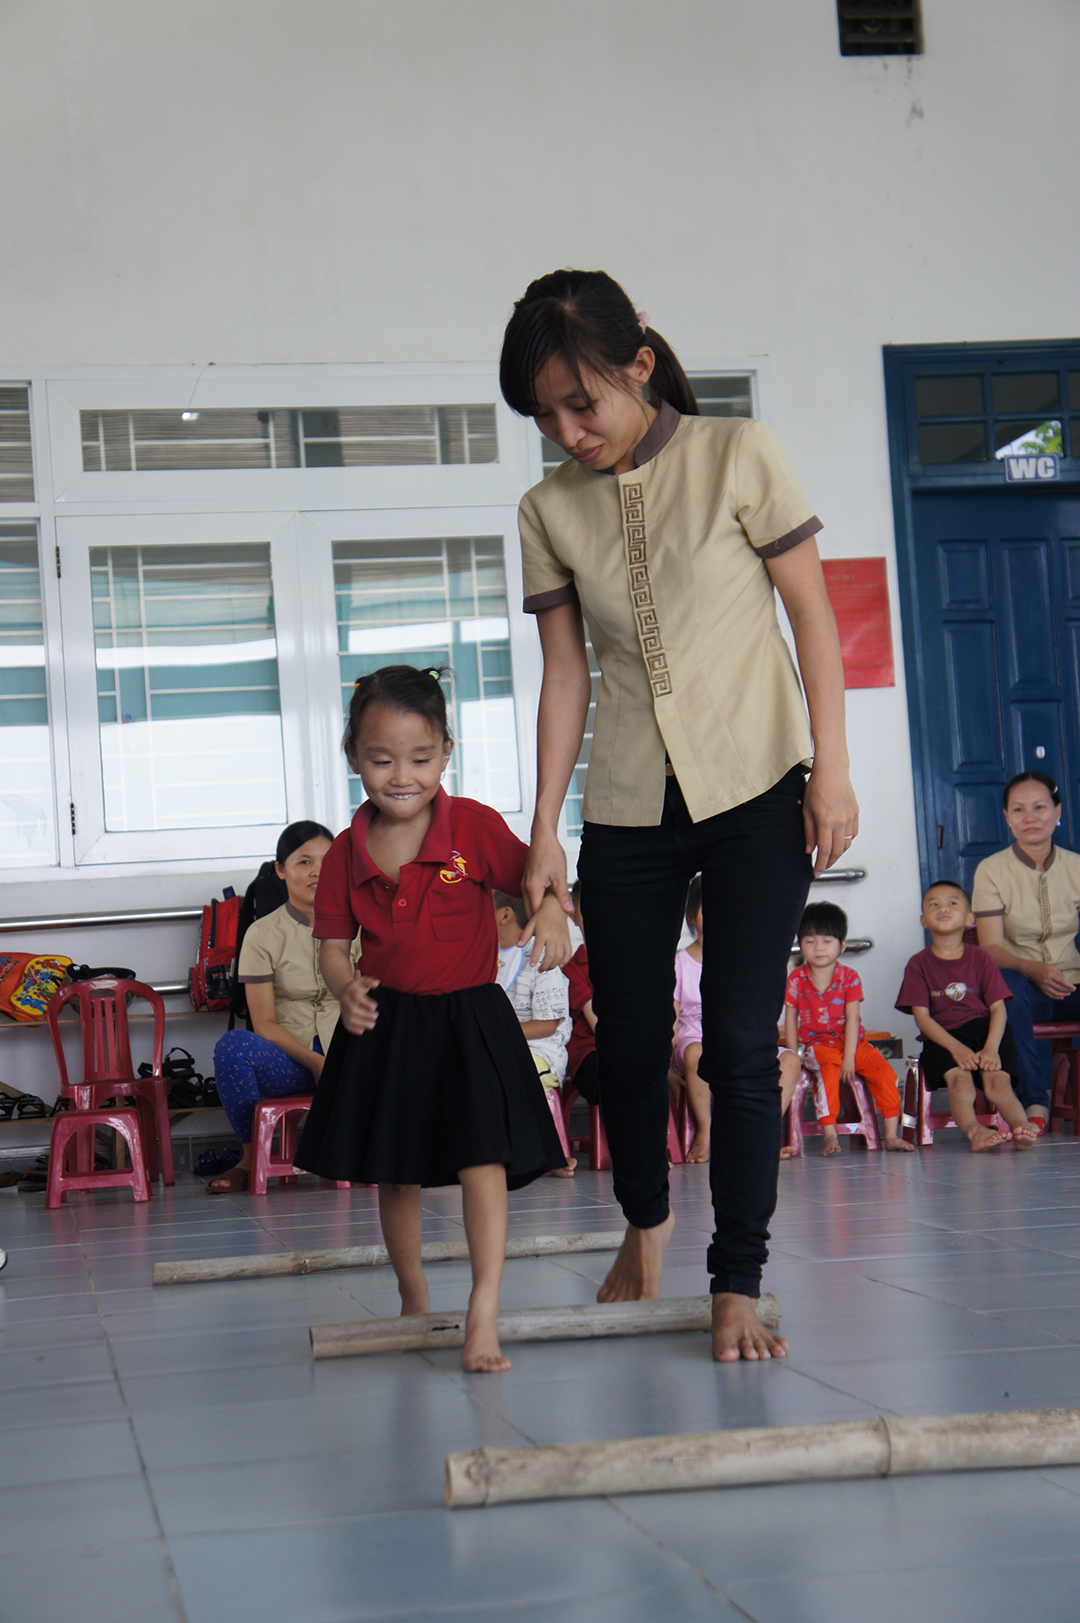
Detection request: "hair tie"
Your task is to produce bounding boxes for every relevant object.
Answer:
[426,668,441,681]
[637,310,649,333]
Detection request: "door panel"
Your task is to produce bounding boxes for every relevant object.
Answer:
[913,490,1080,891]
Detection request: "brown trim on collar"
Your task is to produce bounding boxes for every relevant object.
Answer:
[599,398,681,475]
[756,515,824,561]
[1011,842,1057,871]
[522,582,579,615]
[285,902,313,925]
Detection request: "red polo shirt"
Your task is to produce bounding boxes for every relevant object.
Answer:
[313,788,528,995]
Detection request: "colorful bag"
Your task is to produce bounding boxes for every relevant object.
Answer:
[0,953,73,1022]
[188,889,241,1012]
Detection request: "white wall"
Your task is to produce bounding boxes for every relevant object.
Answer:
[2,0,1077,1055]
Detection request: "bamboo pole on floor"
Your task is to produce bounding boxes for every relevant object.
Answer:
[152,1229,625,1287]
[309,1293,781,1359]
[445,1407,1080,1506]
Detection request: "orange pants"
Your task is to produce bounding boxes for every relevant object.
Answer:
[812,1039,900,1126]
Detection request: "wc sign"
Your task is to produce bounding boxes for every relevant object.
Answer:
[1004,452,1060,483]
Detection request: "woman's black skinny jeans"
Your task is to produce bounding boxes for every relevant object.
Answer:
[577,767,812,1298]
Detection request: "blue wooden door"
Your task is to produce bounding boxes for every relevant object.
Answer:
[913,488,1080,891]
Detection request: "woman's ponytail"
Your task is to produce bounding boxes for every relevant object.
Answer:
[641,327,699,417]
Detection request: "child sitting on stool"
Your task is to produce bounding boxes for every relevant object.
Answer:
[785,902,913,1153]
[564,880,599,1106]
[896,881,1037,1151]
[495,892,575,1175]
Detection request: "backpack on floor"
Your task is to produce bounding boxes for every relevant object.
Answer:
[188,889,241,1013]
[228,860,289,1027]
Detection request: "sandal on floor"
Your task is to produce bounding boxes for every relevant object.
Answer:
[0,1096,15,1122]
[13,1095,47,1119]
[205,1166,249,1194]
[1027,1116,1047,1138]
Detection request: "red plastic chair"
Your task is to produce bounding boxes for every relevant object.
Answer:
[46,979,174,1186]
[560,1082,610,1172]
[787,1065,881,1152]
[1033,1021,1080,1135]
[45,1104,151,1207]
[544,1085,572,1161]
[248,1095,352,1195]
[899,1060,1008,1145]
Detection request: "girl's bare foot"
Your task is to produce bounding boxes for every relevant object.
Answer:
[883,1134,915,1152]
[597,1211,675,1301]
[968,1123,1005,1151]
[547,1156,577,1178]
[461,1292,510,1372]
[779,1145,799,1160]
[1012,1123,1039,1150]
[822,1129,842,1155]
[712,1293,788,1362]
[685,1133,710,1164]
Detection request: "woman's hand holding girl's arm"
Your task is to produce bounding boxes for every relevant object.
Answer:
[766,540,859,876]
[319,939,380,1035]
[525,601,592,916]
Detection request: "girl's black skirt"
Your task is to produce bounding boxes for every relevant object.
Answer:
[294,982,566,1189]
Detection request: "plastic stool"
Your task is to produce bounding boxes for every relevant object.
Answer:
[544,1085,572,1161]
[249,1095,351,1195]
[787,1069,881,1153]
[899,1060,1008,1146]
[1034,1022,1080,1136]
[45,1106,151,1207]
[561,1083,610,1171]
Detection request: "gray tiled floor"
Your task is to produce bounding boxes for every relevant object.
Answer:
[3,1137,1080,1621]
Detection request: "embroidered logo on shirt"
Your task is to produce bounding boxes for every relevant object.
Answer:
[439,851,468,884]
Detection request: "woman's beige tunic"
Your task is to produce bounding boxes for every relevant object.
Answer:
[518,410,821,826]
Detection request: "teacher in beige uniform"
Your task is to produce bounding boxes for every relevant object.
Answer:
[499,269,858,1360]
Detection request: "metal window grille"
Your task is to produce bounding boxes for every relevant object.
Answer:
[837,1,922,56]
[334,536,521,814]
[0,523,53,862]
[79,404,498,473]
[0,387,35,502]
[90,543,286,832]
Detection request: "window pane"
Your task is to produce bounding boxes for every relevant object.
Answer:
[90,543,286,831]
[334,537,521,813]
[994,419,1062,457]
[917,422,989,464]
[0,525,54,863]
[991,373,1060,415]
[0,386,34,502]
[691,375,754,418]
[81,404,498,472]
[1069,374,1080,411]
[1072,417,1080,457]
[914,375,983,417]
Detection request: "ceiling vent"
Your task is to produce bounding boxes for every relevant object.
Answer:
[837,1,923,55]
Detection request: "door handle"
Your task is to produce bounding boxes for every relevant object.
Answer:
[937,823,944,850]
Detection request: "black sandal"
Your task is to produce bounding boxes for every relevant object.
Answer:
[0,1096,15,1122]
[13,1095,47,1120]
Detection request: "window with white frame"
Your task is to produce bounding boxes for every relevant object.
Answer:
[0,523,54,864]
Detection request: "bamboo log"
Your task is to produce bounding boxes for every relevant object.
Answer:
[445,1407,1080,1507]
[152,1229,625,1287]
[310,1292,780,1359]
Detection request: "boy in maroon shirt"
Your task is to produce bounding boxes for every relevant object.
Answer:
[896,881,1037,1151]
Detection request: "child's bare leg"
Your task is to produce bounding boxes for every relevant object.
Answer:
[778,1051,800,1159]
[822,1124,842,1155]
[983,1072,1038,1147]
[946,1071,1005,1151]
[377,1183,429,1315]
[882,1116,915,1151]
[458,1161,510,1372]
[682,1044,711,1162]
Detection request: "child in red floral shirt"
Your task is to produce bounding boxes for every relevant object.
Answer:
[784,902,912,1154]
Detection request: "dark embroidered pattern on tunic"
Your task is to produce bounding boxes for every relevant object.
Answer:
[621,481,672,698]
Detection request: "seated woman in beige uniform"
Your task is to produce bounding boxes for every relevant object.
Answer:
[207,820,355,1193]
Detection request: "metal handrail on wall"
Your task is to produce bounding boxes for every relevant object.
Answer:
[0,907,201,1007]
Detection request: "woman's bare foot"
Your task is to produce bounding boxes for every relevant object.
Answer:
[822,1128,842,1155]
[712,1293,788,1362]
[968,1123,1006,1152]
[460,1291,510,1372]
[883,1134,915,1152]
[685,1133,710,1164]
[547,1156,577,1178]
[597,1211,675,1302]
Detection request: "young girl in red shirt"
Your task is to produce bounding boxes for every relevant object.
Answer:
[295,665,569,1372]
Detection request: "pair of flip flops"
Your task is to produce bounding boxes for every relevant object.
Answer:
[0,1094,48,1121]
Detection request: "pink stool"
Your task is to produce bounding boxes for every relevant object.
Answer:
[249,1095,351,1195]
[1034,1021,1080,1136]
[560,1083,610,1171]
[544,1085,572,1162]
[787,1067,881,1153]
[46,1106,152,1207]
[899,1061,1008,1146]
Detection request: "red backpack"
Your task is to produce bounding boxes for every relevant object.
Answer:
[188,889,241,1012]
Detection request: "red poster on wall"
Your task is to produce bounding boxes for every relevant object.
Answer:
[821,557,895,689]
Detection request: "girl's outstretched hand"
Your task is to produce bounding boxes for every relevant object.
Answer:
[803,761,860,877]
[520,895,573,969]
[339,974,381,1035]
[523,828,574,918]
